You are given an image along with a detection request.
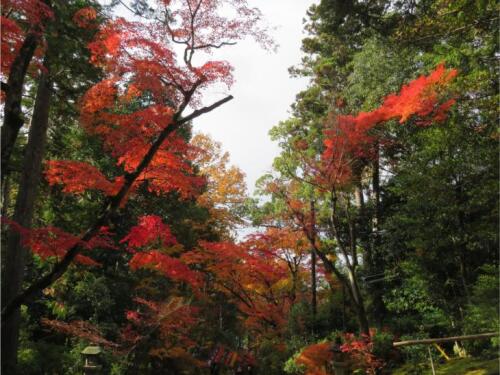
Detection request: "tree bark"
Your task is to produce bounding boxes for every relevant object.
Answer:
[311,239,370,335]
[369,149,381,269]
[2,175,11,218]
[346,266,370,335]
[368,148,386,326]
[1,56,53,374]
[455,179,471,303]
[354,182,364,212]
[1,32,40,182]
[310,200,317,319]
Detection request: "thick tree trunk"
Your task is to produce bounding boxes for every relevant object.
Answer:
[1,60,53,373]
[1,32,40,182]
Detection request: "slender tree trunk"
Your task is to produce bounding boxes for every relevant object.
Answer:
[310,200,317,319]
[455,180,471,304]
[372,153,380,235]
[354,182,364,212]
[341,284,346,330]
[339,271,370,336]
[354,172,368,262]
[290,268,298,303]
[346,266,370,335]
[2,175,11,218]
[311,247,317,315]
[1,58,53,373]
[313,244,370,335]
[1,32,40,182]
[370,149,381,268]
[368,148,386,326]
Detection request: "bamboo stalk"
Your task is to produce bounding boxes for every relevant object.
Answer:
[393,332,498,347]
[428,346,436,375]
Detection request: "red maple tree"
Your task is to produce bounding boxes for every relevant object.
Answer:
[183,238,296,338]
[0,0,53,78]
[320,64,457,187]
[122,215,202,288]
[2,0,271,321]
[261,64,458,335]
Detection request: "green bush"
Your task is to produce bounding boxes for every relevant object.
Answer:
[463,265,499,357]
[283,353,306,375]
[398,333,431,365]
[371,331,394,361]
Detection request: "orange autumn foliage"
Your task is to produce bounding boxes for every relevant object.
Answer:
[247,227,310,258]
[183,239,294,336]
[72,6,97,29]
[4,2,281,364]
[122,297,200,362]
[340,331,384,374]
[41,318,118,349]
[45,160,123,196]
[321,64,457,188]
[129,251,202,288]
[46,0,270,203]
[49,76,205,199]
[190,133,247,237]
[296,342,333,375]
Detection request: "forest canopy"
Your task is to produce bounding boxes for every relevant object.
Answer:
[1,0,498,374]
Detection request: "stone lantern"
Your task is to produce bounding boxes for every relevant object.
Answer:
[81,345,103,374]
[331,341,350,375]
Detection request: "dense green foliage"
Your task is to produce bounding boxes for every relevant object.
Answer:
[252,0,498,373]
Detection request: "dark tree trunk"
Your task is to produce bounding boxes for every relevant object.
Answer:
[346,267,370,335]
[313,244,370,335]
[1,32,40,182]
[311,248,317,315]
[455,179,471,304]
[310,200,317,319]
[2,175,11,218]
[1,58,53,374]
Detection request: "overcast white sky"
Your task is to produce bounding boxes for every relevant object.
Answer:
[111,0,315,194]
[191,0,314,194]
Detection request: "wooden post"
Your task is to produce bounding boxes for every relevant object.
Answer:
[428,346,436,375]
